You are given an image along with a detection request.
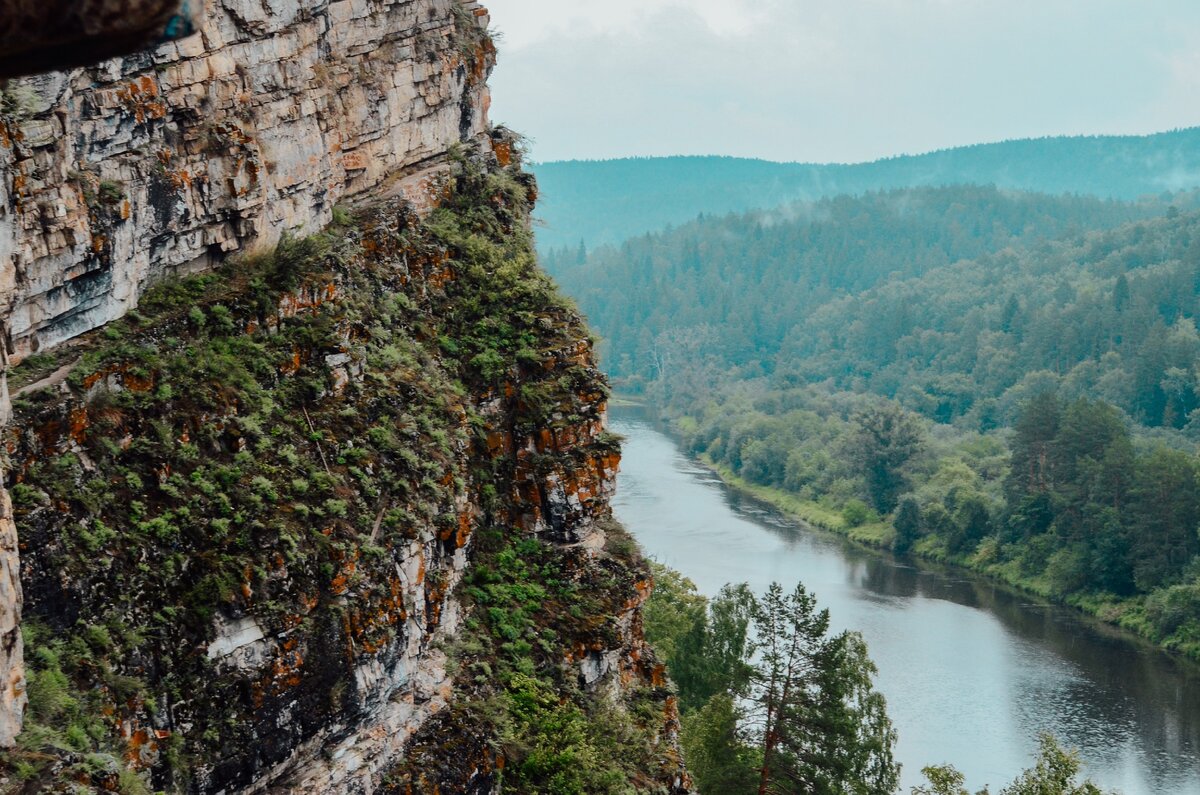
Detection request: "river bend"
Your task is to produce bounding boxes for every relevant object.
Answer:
[611,408,1200,794]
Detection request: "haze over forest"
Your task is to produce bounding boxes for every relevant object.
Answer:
[531,129,1200,251]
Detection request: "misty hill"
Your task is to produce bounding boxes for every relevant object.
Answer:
[531,128,1200,252]
[551,184,1200,430]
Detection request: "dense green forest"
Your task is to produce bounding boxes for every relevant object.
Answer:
[550,185,1196,419]
[532,128,1200,251]
[551,187,1200,661]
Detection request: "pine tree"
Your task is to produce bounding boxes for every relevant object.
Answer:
[1113,273,1131,312]
[750,583,899,795]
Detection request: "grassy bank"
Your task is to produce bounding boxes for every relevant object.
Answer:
[698,456,1200,665]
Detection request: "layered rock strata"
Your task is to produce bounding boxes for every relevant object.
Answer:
[0,0,494,359]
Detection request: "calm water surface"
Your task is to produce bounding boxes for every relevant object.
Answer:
[611,408,1200,794]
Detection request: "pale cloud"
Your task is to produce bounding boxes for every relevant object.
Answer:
[483,0,1200,163]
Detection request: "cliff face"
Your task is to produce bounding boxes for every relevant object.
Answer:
[0,0,494,360]
[0,3,689,793]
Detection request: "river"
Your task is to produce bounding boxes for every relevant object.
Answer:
[610,407,1200,794]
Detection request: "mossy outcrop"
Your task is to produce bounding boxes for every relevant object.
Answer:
[0,143,688,793]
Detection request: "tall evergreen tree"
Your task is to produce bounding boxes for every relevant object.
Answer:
[893,497,921,556]
[750,583,899,795]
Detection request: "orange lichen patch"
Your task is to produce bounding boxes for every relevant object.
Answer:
[279,348,303,376]
[346,573,407,656]
[455,509,473,548]
[490,135,511,167]
[241,568,254,599]
[622,579,654,617]
[115,75,168,124]
[253,637,306,708]
[664,695,680,724]
[119,199,132,220]
[227,155,261,197]
[123,370,155,393]
[166,167,193,191]
[80,363,157,395]
[485,429,512,455]
[277,281,338,319]
[423,250,455,291]
[68,407,90,444]
[330,547,360,595]
[425,575,449,629]
[10,172,26,210]
[124,726,171,769]
[82,369,106,390]
[214,121,254,147]
[470,39,497,82]
[91,233,108,254]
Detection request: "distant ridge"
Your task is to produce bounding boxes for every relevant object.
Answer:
[531,128,1200,252]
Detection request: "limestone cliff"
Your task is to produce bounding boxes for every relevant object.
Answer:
[0,2,689,793]
[0,0,494,359]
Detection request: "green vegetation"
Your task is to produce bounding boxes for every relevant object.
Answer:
[411,529,676,794]
[645,565,1116,794]
[557,183,1200,663]
[4,146,659,792]
[5,206,475,788]
[9,621,153,794]
[644,565,898,795]
[675,386,1200,661]
[910,735,1107,795]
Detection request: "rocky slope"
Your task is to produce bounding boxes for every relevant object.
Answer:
[0,2,689,792]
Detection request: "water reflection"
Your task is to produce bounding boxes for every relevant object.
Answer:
[610,408,1200,794]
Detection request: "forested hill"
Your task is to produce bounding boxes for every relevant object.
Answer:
[531,128,1200,251]
[553,184,1191,410]
[554,180,1200,660]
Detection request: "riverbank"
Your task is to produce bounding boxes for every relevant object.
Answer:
[612,409,1200,793]
[699,456,1200,665]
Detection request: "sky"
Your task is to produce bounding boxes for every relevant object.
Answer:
[483,0,1200,164]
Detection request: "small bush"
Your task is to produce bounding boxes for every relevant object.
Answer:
[842,499,874,528]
